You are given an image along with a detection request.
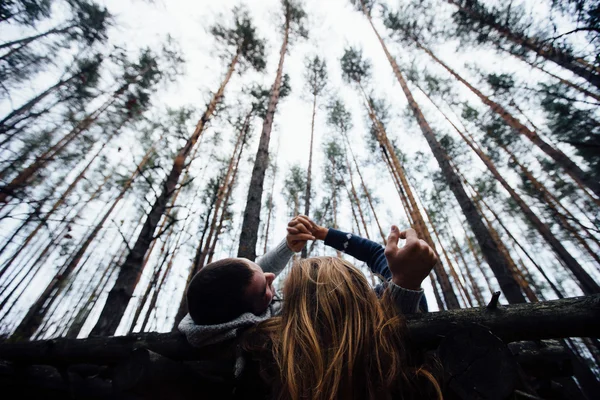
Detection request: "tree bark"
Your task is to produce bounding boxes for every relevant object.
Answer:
[238,18,290,261]
[2,295,598,363]
[90,52,240,337]
[415,41,600,200]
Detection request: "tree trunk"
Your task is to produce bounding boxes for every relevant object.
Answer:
[500,142,600,266]
[301,93,317,258]
[0,135,114,281]
[90,52,240,337]
[426,88,599,294]
[0,179,109,324]
[0,24,74,51]
[344,152,370,239]
[207,127,247,265]
[263,164,278,254]
[415,41,600,200]
[65,213,146,339]
[197,111,249,269]
[360,88,462,309]
[9,140,159,340]
[0,93,118,203]
[506,49,600,102]
[3,295,599,363]
[343,132,387,243]
[238,19,290,261]
[363,14,526,304]
[0,74,75,134]
[445,0,600,88]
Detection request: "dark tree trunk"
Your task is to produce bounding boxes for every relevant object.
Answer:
[238,20,290,261]
[445,0,600,89]
[363,14,526,304]
[419,86,599,295]
[89,58,238,338]
[416,41,600,200]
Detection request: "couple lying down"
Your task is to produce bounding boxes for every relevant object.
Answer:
[179,215,443,399]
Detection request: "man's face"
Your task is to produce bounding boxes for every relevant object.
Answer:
[241,258,276,315]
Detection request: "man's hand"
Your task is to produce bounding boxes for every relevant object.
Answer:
[384,226,437,290]
[286,215,316,252]
[287,215,328,242]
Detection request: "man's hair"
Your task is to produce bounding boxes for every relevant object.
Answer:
[186,258,255,325]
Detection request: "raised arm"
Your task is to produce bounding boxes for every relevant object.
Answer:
[316,226,392,280]
[257,218,314,276]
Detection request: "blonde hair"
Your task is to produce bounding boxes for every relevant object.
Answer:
[247,257,442,400]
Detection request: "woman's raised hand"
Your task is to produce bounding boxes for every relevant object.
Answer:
[384,226,437,290]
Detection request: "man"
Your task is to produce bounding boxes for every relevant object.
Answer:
[178,220,314,349]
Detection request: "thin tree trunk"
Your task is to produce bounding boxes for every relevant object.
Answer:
[343,132,386,243]
[65,211,146,339]
[0,75,75,134]
[456,104,597,293]
[0,135,114,280]
[345,152,370,238]
[360,89,462,308]
[263,154,279,254]
[207,128,247,265]
[419,85,599,294]
[238,19,290,261]
[415,41,600,199]
[508,50,600,102]
[0,24,74,51]
[0,94,119,203]
[90,51,240,336]
[196,111,249,270]
[301,93,317,258]
[343,181,363,237]
[0,172,111,317]
[500,142,600,265]
[444,0,600,88]
[10,140,158,340]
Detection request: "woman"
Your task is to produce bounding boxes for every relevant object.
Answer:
[242,256,443,400]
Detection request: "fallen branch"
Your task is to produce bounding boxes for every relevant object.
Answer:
[0,295,598,366]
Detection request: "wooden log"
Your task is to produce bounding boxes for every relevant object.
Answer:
[407,294,600,346]
[0,295,598,366]
[508,341,572,378]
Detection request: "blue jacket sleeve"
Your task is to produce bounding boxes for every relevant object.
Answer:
[324,228,391,280]
[325,228,429,313]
